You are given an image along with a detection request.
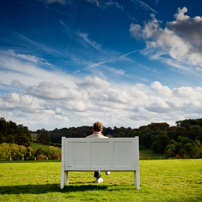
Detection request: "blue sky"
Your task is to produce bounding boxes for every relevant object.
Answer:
[1,0,202,130]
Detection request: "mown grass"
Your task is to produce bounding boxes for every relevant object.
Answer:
[139,145,165,159]
[0,159,202,201]
[31,142,50,151]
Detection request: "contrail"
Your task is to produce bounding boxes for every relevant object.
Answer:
[130,0,158,14]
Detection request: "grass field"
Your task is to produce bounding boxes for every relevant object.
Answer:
[139,145,165,159]
[31,142,50,151]
[0,159,202,201]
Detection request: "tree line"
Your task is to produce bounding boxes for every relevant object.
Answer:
[1,117,202,159]
[0,117,60,161]
[48,119,202,158]
[134,120,202,158]
[0,117,32,146]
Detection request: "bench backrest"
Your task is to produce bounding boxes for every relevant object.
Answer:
[61,137,139,171]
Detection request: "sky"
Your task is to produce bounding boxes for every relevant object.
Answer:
[1,0,202,130]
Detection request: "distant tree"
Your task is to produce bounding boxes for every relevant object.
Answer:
[0,117,7,137]
[15,125,32,146]
[0,133,6,143]
[181,137,193,145]
[148,122,169,131]
[152,131,169,153]
[183,143,193,157]
[0,143,11,160]
[174,126,188,140]
[165,148,175,159]
[7,135,15,143]
[10,144,27,160]
[189,125,202,140]
[37,129,51,145]
[164,144,176,156]
[25,147,34,160]
[139,127,153,149]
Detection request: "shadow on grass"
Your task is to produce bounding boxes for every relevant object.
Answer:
[0,184,108,195]
[0,184,138,195]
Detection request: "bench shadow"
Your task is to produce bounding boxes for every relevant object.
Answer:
[0,183,138,195]
[0,184,108,195]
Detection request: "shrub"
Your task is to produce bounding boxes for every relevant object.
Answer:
[10,144,26,160]
[173,154,180,159]
[36,154,47,160]
[47,146,61,159]
[165,148,174,159]
[52,153,61,160]
[0,143,11,160]
[182,154,190,159]
[0,143,31,161]
[25,147,34,160]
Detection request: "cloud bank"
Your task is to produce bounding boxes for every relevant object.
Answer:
[129,7,202,72]
[1,49,202,130]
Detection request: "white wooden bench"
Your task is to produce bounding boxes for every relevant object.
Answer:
[60,137,140,189]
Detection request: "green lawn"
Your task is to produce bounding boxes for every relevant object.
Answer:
[139,145,165,159]
[0,159,202,201]
[31,142,50,151]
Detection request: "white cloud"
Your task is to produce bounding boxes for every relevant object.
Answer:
[1,50,202,130]
[8,50,40,63]
[129,7,202,72]
[129,24,142,40]
[0,50,75,87]
[1,78,202,130]
[76,76,110,89]
[151,81,172,97]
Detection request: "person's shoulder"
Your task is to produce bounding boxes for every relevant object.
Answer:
[86,134,93,138]
[97,133,108,138]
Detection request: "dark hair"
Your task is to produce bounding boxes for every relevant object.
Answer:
[93,122,103,132]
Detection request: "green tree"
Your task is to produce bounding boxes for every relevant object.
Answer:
[164,144,176,155]
[37,129,51,145]
[25,147,34,160]
[15,133,31,147]
[0,143,11,160]
[139,128,153,149]
[47,146,61,159]
[192,140,202,158]
[152,131,169,153]
[174,126,188,140]
[183,143,193,157]
[189,125,202,140]
[10,144,27,160]
[165,148,175,159]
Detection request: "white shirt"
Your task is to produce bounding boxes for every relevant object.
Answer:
[86,132,108,138]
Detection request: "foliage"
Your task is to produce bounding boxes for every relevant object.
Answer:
[2,116,202,159]
[36,129,51,145]
[0,143,11,160]
[47,146,61,159]
[133,119,202,159]
[0,117,32,146]
[0,143,61,161]
[49,126,135,143]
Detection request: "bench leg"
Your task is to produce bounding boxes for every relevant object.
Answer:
[65,171,69,185]
[134,171,140,189]
[60,170,64,189]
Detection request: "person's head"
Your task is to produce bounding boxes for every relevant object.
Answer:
[93,122,103,132]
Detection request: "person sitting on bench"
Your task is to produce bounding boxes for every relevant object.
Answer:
[86,122,110,183]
